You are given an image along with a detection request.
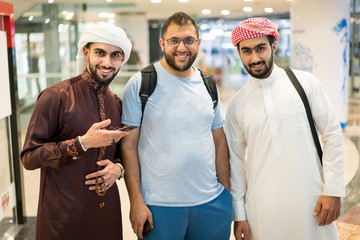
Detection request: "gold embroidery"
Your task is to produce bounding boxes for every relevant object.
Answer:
[98,87,106,123]
[65,139,79,160]
[81,71,100,90]
[109,126,120,131]
[81,70,118,206]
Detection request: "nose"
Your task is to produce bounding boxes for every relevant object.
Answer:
[250,52,261,64]
[176,40,188,50]
[102,55,112,67]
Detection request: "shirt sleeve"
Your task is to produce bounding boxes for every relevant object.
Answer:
[305,72,345,197]
[121,72,142,126]
[20,87,85,171]
[225,99,248,221]
[211,87,225,130]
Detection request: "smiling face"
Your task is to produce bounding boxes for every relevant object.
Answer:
[237,35,276,79]
[83,42,124,85]
[159,22,201,76]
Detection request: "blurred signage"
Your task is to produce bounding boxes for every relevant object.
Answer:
[0,183,16,221]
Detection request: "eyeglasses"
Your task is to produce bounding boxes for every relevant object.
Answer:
[164,38,199,47]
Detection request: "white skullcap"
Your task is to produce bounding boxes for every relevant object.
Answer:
[76,23,132,75]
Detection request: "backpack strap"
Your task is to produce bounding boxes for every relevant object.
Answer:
[140,64,157,118]
[284,67,323,165]
[198,69,218,109]
[139,65,218,123]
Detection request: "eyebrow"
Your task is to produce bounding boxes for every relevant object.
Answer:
[93,48,123,54]
[240,43,267,51]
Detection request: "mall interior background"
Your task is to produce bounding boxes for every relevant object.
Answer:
[2,0,360,239]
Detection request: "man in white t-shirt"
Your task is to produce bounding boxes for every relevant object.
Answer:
[120,12,232,240]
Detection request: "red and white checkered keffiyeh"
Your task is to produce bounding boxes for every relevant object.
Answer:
[231,18,279,47]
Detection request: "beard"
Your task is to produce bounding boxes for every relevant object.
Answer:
[164,47,198,72]
[244,51,274,79]
[89,63,119,85]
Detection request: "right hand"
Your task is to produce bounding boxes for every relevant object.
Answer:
[130,201,153,239]
[80,119,129,149]
[234,220,250,240]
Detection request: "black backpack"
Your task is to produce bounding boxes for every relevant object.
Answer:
[139,64,218,119]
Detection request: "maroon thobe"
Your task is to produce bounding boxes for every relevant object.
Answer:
[21,70,123,240]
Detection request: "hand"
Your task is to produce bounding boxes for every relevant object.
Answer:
[130,201,153,239]
[313,195,341,226]
[85,160,121,191]
[80,119,129,149]
[234,220,250,240]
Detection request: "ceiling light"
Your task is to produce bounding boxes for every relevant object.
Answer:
[48,0,54,3]
[65,12,74,20]
[201,33,216,41]
[199,23,209,31]
[178,0,189,2]
[244,0,253,1]
[151,0,162,3]
[210,29,224,36]
[107,0,113,2]
[264,8,273,13]
[221,10,230,16]
[199,24,208,30]
[107,13,116,18]
[202,9,211,15]
[243,7,252,12]
[99,12,108,18]
[28,16,34,21]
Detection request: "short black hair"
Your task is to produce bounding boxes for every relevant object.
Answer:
[266,35,275,45]
[161,12,199,38]
[85,42,93,49]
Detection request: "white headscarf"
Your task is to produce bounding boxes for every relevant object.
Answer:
[76,23,132,75]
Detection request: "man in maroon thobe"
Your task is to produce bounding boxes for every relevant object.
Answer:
[20,24,132,240]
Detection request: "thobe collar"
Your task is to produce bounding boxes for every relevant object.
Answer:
[249,64,281,87]
[80,70,109,93]
[250,64,283,156]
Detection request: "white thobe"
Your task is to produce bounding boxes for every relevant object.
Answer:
[225,65,345,240]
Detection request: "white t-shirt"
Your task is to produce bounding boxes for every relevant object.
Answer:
[122,62,224,207]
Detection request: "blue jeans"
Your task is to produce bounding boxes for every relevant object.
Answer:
[142,189,233,240]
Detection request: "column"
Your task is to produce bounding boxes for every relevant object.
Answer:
[290,0,350,128]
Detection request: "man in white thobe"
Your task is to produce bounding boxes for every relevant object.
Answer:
[225,17,345,240]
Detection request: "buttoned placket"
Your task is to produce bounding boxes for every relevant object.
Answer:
[261,81,282,156]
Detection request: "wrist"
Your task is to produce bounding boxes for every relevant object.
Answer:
[116,163,125,180]
[79,135,90,150]
[77,136,87,152]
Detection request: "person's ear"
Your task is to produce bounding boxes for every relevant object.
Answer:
[83,46,90,60]
[159,38,165,52]
[272,42,277,55]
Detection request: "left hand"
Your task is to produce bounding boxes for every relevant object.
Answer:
[85,160,122,191]
[313,195,341,226]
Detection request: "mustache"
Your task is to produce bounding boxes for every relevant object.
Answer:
[173,52,191,55]
[96,65,116,71]
[249,61,265,67]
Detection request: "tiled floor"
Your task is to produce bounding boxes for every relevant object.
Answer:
[2,84,360,239]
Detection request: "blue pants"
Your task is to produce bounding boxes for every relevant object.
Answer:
[142,189,233,240]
